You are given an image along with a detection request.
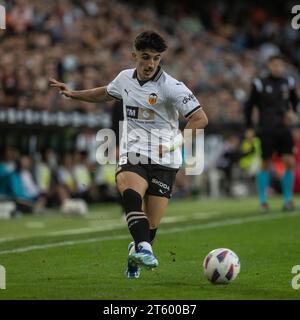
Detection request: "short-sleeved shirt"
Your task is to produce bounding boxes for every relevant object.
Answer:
[245,75,298,130]
[106,67,201,169]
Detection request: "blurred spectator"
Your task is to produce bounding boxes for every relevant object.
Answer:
[56,152,77,198]
[0,0,299,125]
[94,147,120,203]
[11,155,46,213]
[216,135,241,196]
[1,0,300,209]
[239,129,261,178]
[35,149,53,194]
[292,128,300,194]
[72,150,94,201]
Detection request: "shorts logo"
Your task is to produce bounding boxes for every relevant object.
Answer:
[151,178,170,191]
[148,93,158,105]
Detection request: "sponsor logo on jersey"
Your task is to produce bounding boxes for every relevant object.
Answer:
[126,106,154,120]
[148,93,158,105]
[182,93,197,104]
[124,89,131,96]
[126,106,138,119]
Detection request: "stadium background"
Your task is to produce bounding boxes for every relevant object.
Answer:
[1,0,300,303]
[0,0,300,214]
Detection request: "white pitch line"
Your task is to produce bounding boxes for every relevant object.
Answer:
[0,212,298,255]
[25,222,45,229]
[47,223,125,236]
[0,237,14,243]
[0,212,220,242]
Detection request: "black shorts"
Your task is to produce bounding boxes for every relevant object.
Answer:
[258,128,293,160]
[115,153,178,199]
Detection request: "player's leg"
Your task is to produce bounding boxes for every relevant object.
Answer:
[117,171,148,278]
[117,171,149,245]
[256,131,273,212]
[278,128,295,211]
[256,159,272,212]
[117,171,158,270]
[144,195,169,245]
[144,167,177,244]
[280,154,295,210]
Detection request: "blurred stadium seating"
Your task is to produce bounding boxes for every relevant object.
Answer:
[0,0,299,214]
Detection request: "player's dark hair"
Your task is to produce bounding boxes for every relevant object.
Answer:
[134,31,167,53]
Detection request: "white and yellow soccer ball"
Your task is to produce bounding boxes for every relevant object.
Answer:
[203,248,240,284]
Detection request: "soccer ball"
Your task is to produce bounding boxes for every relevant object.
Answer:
[203,248,240,284]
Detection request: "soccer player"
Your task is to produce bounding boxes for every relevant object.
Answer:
[244,55,299,212]
[50,30,208,278]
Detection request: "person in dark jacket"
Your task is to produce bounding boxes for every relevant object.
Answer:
[244,55,299,212]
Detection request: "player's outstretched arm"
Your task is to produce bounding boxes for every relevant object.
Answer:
[49,78,114,103]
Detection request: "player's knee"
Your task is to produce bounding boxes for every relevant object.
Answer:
[122,189,143,213]
[116,173,127,193]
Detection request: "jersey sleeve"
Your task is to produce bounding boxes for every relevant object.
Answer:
[106,72,123,101]
[244,79,260,128]
[168,82,201,118]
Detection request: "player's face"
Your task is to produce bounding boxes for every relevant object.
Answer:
[133,50,162,80]
[268,59,285,77]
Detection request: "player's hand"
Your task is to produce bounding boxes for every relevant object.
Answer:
[284,110,297,126]
[49,78,73,98]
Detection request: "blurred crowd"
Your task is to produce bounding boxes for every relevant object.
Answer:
[3,126,300,215]
[1,0,300,215]
[0,145,120,214]
[0,0,299,123]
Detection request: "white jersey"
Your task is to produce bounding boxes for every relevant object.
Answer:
[106,67,201,168]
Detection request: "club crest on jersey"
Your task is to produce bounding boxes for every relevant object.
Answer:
[148,93,158,105]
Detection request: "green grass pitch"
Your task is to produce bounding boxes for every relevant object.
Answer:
[0,197,299,300]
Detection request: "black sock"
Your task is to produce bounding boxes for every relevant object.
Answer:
[122,189,150,246]
[149,228,157,245]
